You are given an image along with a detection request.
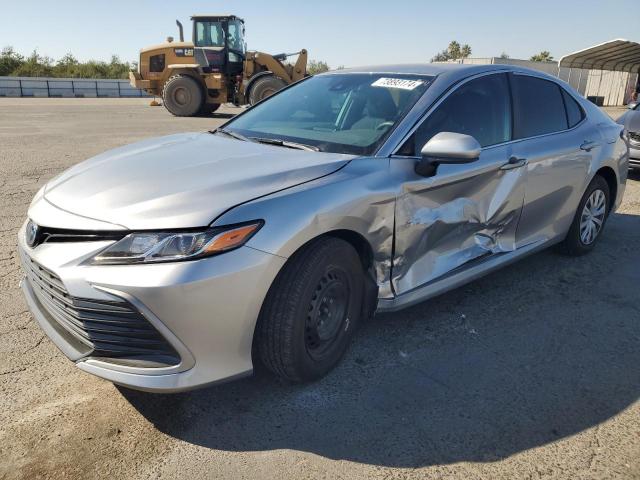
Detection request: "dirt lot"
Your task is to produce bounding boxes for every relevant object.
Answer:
[0,98,638,480]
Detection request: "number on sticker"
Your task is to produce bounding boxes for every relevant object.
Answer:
[371,78,423,90]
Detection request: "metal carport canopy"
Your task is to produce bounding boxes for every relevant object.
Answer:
[559,39,640,73]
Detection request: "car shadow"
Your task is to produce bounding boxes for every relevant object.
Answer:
[211,113,236,120]
[121,211,640,468]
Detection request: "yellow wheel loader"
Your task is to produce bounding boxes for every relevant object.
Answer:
[130,14,308,116]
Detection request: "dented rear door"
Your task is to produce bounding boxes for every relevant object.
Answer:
[391,146,526,294]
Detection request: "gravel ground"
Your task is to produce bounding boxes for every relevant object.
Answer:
[0,99,638,480]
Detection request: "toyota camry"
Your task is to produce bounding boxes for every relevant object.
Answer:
[19,64,628,392]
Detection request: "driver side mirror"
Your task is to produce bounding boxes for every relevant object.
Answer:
[415,132,481,176]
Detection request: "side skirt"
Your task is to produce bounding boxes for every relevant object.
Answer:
[376,238,553,313]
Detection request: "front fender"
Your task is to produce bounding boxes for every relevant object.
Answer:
[212,157,398,298]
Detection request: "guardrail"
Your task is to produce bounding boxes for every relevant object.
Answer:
[0,76,151,98]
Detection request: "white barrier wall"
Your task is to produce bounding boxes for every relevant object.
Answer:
[0,77,150,98]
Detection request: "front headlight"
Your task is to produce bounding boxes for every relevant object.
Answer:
[90,221,263,265]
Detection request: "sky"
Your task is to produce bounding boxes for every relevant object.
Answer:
[1,0,638,67]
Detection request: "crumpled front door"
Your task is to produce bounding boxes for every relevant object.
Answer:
[391,144,527,295]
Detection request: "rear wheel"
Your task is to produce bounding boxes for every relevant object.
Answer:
[248,76,287,105]
[257,237,364,382]
[162,75,204,117]
[560,175,610,255]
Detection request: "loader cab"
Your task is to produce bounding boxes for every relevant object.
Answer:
[191,15,246,76]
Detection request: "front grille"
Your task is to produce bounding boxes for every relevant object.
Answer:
[21,252,180,367]
[629,131,640,145]
[37,226,127,245]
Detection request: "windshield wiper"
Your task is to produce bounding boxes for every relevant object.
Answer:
[211,128,251,142]
[249,137,320,152]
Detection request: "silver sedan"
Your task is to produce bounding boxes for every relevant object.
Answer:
[19,64,628,392]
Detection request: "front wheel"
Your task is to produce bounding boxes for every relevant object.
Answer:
[162,75,204,117]
[248,76,287,105]
[256,237,364,382]
[560,175,610,255]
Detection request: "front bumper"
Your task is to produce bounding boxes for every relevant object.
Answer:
[629,142,640,166]
[128,71,152,90]
[18,220,286,392]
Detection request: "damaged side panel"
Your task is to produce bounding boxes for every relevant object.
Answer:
[391,147,526,295]
[213,157,399,298]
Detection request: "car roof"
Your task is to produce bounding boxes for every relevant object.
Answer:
[324,63,560,82]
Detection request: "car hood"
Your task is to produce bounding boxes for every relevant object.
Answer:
[43,132,353,230]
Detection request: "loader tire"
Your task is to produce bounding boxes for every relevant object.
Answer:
[162,75,204,117]
[249,76,287,105]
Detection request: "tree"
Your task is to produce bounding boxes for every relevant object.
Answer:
[0,47,135,79]
[0,46,25,76]
[53,53,80,77]
[431,41,473,62]
[11,50,54,77]
[530,51,554,62]
[307,60,330,75]
[499,52,510,59]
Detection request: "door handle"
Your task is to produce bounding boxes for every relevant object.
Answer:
[500,156,528,170]
[580,140,601,151]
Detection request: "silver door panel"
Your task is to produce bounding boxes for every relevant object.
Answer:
[391,146,526,295]
[513,125,594,245]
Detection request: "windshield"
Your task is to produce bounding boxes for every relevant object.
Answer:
[194,21,225,48]
[224,73,433,155]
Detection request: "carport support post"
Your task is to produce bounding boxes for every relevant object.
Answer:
[577,70,584,95]
[597,70,604,106]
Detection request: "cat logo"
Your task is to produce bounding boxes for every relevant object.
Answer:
[174,48,194,57]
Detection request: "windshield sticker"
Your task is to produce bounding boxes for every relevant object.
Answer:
[371,78,423,90]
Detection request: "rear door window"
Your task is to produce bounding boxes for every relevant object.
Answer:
[511,75,568,138]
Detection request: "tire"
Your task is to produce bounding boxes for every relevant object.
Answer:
[560,175,611,256]
[199,103,221,116]
[162,75,204,117]
[257,237,364,382]
[248,76,287,105]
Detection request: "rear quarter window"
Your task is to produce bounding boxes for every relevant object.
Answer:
[511,75,568,139]
[561,89,585,128]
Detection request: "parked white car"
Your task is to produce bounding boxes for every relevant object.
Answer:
[617,102,640,168]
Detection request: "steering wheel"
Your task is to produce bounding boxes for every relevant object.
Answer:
[375,121,395,131]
